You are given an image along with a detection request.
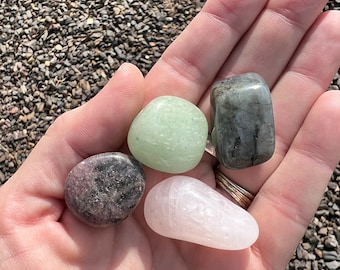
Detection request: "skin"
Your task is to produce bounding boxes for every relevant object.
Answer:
[1,0,340,269]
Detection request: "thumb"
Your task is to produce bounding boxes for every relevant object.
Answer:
[0,63,145,226]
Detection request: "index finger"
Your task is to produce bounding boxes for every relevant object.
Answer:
[145,0,267,104]
[0,64,145,226]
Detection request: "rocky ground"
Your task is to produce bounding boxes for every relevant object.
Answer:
[0,1,339,269]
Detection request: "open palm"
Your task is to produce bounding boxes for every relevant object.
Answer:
[1,1,340,269]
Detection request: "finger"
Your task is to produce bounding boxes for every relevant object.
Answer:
[250,90,340,269]
[220,11,340,194]
[144,0,267,104]
[216,0,328,87]
[49,64,144,158]
[0,63,145,225]
[272,11,340,157]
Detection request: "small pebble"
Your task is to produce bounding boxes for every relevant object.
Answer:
[324,235,338,248]
[325,260,340,270]
[323,250,339,261]
[318,227,328,235]
[64,152,145,227]
[315,248,323,258]
[328,181,339,191]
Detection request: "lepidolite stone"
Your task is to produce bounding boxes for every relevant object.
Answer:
[211,73,275,169]
[144,176,259,250]
[64,152,145,227]
[128,96,208,173]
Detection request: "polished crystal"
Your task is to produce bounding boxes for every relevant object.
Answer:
[64,152,145,227]
[128,96,208,173]
[211,73,275,169]
[144,176,259,250]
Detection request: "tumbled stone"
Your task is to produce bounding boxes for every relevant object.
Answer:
[128,96,208,173]
[64,152,145,227]
[211,73,275,169]
[144,176,259,250]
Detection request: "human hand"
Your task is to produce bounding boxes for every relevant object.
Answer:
[1,1,340,270]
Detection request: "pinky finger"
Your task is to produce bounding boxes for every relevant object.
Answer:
[251,90,340,269]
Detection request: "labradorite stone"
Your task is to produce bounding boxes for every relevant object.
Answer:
[128,96,208,173]
[211,73,275,169]
[64,152,145,227]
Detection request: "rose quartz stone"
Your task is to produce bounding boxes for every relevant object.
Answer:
[144,176,259,250]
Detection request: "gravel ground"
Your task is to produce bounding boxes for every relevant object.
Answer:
[0,1,339,269]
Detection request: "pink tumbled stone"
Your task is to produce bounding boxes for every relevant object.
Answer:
[144,176,259,250]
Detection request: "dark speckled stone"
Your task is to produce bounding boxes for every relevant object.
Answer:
[64,152,145,227]
[211,73,275,169]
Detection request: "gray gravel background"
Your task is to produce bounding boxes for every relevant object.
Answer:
[0,1,339,269]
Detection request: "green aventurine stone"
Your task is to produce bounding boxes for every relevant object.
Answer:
[128,96,208,173]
